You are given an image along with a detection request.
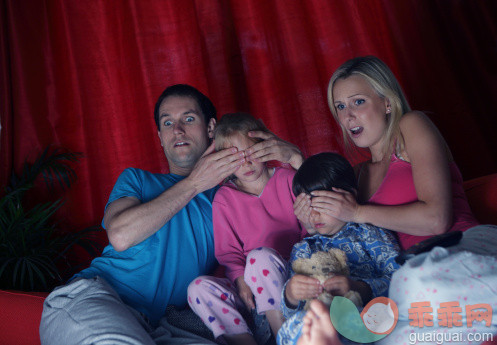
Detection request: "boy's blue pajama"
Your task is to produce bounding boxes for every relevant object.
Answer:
[277,222,401,345]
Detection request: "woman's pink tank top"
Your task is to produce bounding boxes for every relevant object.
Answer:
[368,153,479,250]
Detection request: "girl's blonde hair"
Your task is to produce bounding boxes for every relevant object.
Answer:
[214,112,271,151]
[327,56,411,155]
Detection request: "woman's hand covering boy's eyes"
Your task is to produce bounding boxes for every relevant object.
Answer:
[310,188,359,223]
[294,193,314,233]
[245,130,304,170]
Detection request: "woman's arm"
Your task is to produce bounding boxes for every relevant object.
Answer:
[311,111,454,236]
[357,111,453,235]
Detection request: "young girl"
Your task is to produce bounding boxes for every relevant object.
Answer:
[188,113,308,345]
[278,152,400,345]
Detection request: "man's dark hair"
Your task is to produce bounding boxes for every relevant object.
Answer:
[153,84,216,131]
[292,152,357,197]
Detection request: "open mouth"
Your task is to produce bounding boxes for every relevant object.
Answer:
[314,223,325,229]
[350,126,363,136]
[174,141,190,147]
[244,171,255,176]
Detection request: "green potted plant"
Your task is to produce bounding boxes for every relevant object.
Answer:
[0,146,102,291]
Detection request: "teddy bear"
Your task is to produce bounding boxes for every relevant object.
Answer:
[292,248,363,309]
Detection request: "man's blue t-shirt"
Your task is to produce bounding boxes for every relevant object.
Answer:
[74,168,218,325]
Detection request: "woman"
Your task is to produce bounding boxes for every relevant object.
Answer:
[299,56,480,250]
[305,56,497,344]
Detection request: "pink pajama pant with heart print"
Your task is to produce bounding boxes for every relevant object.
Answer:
[187,247,288,338]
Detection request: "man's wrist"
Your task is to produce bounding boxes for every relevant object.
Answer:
[180,176,201,197]
[289,151,304,170]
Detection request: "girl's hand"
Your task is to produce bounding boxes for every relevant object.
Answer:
[294,193,315,233]
[236,276,255,310]
[310,188,359,223]
[285,274,322,307]
[246,130,304,170]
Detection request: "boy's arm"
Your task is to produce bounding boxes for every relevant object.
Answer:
[355,226,401,298]
[281,241,317,318]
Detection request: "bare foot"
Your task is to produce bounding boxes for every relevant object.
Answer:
[297,300,342,345]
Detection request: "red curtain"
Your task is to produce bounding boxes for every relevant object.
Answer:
[1,0,497,237]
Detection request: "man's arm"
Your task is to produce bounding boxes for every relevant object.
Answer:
[104,144,246,251]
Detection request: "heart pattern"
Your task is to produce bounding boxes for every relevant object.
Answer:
[257,287,264,294]
[195,279,202,285]
[196,297,201,304]
[268,298,275,305]
[234,318,241,325]
[221,293,228,301]
[250,258,256,265]
[222,308,229,314]
[207,300,213,307]
[251,276,257,282]
[208,316,216,323]
[262,269,269,276]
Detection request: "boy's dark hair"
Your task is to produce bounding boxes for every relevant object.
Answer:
[153,84,216,131]
[292,152,357,196]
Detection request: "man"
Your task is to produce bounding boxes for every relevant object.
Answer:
[40,85,246,345]
[40,84,303,345]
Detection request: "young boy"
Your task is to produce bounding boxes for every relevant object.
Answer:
[277,152,400,345]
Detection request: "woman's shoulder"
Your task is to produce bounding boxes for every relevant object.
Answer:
[399,110,436,134]
[399,110,451,157]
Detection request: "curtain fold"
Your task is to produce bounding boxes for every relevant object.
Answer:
[1,0,496,234]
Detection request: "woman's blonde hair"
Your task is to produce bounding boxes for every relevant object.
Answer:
[214,112,271,151]
[327,56,411,156]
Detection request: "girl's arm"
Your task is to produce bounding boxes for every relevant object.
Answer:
[312,111,453,236]
[213,198,247,282]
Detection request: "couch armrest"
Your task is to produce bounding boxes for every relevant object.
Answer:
[463,173,497,225]
[0,290,48,345]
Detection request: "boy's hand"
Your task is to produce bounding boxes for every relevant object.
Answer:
[236,276,255,310]
[324,276,372,304]
[322,275,352,296]
[294,193,315,233]
[285,274,322,307]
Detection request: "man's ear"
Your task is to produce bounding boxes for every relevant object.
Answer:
[207,118,216,139]
[157,131,163,147]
